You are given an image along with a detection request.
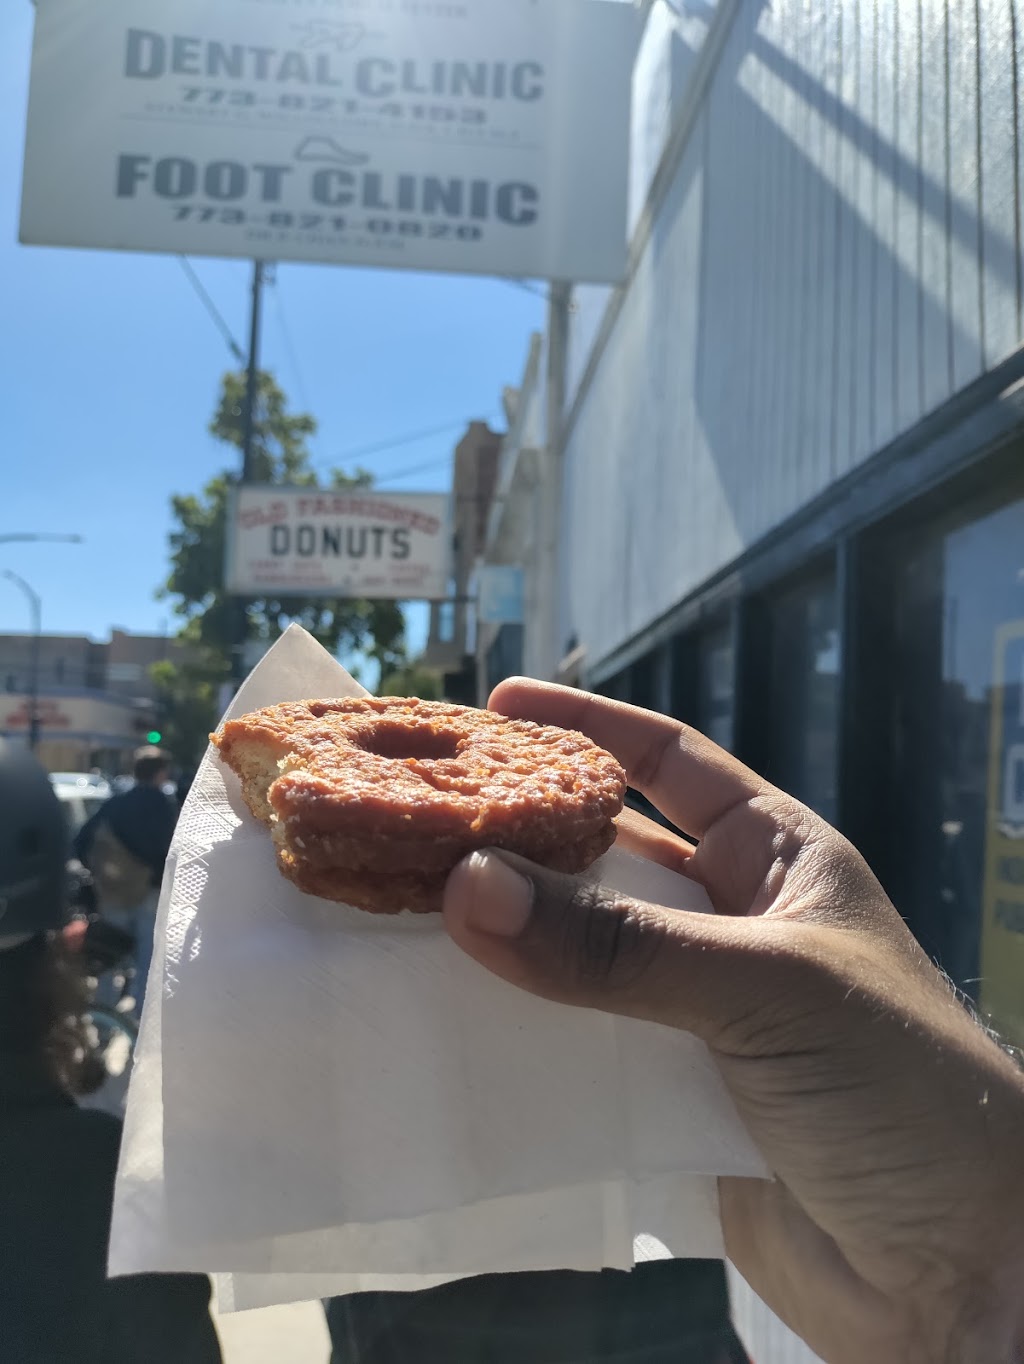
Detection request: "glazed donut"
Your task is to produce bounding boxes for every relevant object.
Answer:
[212,696,627,914]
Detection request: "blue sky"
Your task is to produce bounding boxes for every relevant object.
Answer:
[0,2,544,663]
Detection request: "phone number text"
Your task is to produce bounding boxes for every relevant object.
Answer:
[178,87,488,122]
[170,206,483,239]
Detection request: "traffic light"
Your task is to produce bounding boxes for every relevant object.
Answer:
[146,730,163,745]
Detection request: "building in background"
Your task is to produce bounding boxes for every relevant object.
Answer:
[423,420,503,702]
[0,628,187,773]
[474,333,545,702]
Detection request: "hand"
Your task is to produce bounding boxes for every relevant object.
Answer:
[442,680,1024,1364]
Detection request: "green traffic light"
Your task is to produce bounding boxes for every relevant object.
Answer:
[146,730,163,745]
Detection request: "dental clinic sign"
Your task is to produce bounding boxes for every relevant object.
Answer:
[20,0,636,283]
[225,486,451,601]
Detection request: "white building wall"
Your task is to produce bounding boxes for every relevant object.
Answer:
[566,0,721,414]
[560,0,1024,673]
[561,120,717,664]
[477,332,546,695]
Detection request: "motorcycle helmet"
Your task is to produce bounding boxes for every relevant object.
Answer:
[0,738,68,948]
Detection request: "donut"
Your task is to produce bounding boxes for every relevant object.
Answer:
[212,696,626,914]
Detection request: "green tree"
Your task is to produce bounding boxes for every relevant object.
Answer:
[156,370,407,764]
[379,660,443,701]
[149,652,224,770]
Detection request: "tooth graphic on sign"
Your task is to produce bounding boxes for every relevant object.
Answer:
[294,139,370,167]
[292,20,369,52]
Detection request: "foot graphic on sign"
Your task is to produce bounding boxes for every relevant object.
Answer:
[294,139,370,167]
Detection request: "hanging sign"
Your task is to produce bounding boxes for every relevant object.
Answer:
[477,564,524,624]
[225,486,451,601]
[20,0,637,283]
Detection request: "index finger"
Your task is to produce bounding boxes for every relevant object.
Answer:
[488,677,766,840]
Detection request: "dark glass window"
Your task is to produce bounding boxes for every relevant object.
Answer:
[668,632,697,726]
[484,624,523,697]
[764,572,840,823]
[627,648,672,713]
[595,668,630,702]
[891,495,1024,1041]
[696,623,735,753]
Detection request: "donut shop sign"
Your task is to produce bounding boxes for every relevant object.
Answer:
[225,486,451,600]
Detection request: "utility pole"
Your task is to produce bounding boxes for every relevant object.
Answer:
[231,260,265,684]
[241,260,264,483]
[533,280,571,682]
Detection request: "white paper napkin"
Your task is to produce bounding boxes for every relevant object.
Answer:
[109,625,767,1308]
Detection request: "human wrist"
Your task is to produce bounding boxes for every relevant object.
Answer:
[951,1325,1022,1364]
[946,1271,1024,1364]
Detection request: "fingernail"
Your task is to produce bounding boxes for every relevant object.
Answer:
[462,851,534,937]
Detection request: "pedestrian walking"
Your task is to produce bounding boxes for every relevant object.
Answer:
[74,745,177,1015]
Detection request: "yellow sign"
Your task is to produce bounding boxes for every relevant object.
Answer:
[979,621,1024,1048]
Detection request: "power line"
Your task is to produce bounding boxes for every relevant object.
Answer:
[375,454,452,486]
[318,419,467,470]
[270,275,312,412]
[503,278,549,300]
[177,257,245,362]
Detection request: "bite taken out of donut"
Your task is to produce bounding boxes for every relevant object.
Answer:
[211,696,627,914]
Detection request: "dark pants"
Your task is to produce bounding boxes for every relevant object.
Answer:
[325,1260,749,1364]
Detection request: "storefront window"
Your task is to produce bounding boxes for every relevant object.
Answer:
[888,493,1024,1044]
[627,652,657,712]
[765,572,840,824]
[595,668,630,702]
[484,624,523,697]
[697,623,735,753]
[941,498,1024,1044]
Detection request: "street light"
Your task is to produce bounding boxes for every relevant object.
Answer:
[3,570,43,751]
[0,534,83,546]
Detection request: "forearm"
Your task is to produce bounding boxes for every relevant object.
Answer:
[929,1019,1024,1364]
[947,1273,1024,1364]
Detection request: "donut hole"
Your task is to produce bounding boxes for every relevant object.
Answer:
[359,721,461,763]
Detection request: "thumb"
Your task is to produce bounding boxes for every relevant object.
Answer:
[442,849,762,1044]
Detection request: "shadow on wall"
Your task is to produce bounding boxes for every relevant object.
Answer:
[570,0,1017,659]
[690,0,999,547]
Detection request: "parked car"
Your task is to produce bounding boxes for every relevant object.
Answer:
[49,772,112,836]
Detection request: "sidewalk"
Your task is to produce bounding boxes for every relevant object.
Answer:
[81,1044,331,1361]
[214,1300,330,1363]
